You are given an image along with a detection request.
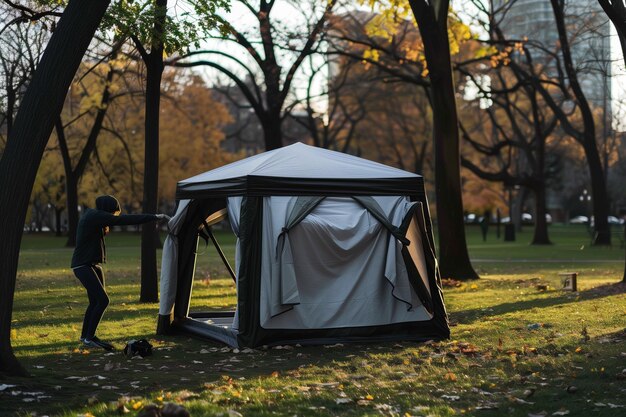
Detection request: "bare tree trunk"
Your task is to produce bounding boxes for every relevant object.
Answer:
[55,207,63,236]
[262,112,283,151]
[140,0,167,303]
[408,0,478,280]
[513,187,527,233]
[551,0,611,245]
[0,0,110,376]
[531,185,551,245]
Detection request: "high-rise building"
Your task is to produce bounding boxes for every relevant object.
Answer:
[493,0,611,108]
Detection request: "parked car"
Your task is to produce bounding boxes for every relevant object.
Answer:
[465,213,477,224]
[608,216,624,225]
[570,215,589,224]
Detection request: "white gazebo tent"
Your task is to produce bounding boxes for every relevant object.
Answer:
[157,143,449,347]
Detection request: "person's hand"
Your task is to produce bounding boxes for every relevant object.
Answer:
[156,213,171,222]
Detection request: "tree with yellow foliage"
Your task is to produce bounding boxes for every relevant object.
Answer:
[339,0,477,280]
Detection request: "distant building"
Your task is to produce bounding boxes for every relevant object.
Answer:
[493,0,611,109]
[212,82,312,155]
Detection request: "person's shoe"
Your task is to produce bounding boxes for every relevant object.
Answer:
[92,336,114,350]
[83,336,114,351]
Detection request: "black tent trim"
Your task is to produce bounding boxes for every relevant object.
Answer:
[176,176,425,199]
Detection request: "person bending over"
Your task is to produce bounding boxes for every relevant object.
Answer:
[71,195,170,350]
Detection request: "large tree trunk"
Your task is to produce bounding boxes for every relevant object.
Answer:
[584,139,611,244]
[140,0,167,303]
[262,112,283,151]
[531,185,551,245]
[408,0,478,280]
[0,0,110,376]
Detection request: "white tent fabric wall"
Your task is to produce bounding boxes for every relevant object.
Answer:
[226,196,434,331]
[227,196,243,330]
[159,199,191,316]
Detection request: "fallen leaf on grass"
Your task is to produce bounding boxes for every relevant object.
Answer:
[523,388,536,398]
[0,384,16,391]
[527,412,547,417]
[374,403,395,412]
[552,410,570,415]
[441,394,460,401]
[444,372,457,381]
[595,402,625,408]
[335,398,352,404]
[510,396,534,405]
[475,403,498,410]
[312,382,340,389]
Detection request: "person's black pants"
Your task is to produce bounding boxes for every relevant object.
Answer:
[73,264,109,339]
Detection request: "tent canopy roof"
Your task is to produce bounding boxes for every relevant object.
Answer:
[176,142,424,199]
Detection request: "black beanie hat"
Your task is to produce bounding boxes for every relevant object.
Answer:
[95,195,121,213]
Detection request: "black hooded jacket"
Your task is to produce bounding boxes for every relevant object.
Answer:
[71,196,158,268]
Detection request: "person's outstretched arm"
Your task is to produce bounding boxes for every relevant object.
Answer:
[95,212,169,227]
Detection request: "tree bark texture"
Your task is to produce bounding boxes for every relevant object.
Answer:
[262,112,283,151]
[531,185,551,245]
[408,0,478,280]
[0,0,110,376]
[140,0,167,303]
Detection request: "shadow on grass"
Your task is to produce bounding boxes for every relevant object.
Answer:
[6,327,626,417]
[4,337,384,416]
[451,282,625,325]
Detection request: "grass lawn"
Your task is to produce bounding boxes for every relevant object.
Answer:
[2,225,625,416]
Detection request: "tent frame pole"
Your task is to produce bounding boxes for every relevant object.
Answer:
[204,223,237,283]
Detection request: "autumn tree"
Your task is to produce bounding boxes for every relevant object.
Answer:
[0,0,111,377]
[344,1,476,279]
[457,48,558,245]
[51,43,128,246]
[158,73,234,198]
[494,0,612,245]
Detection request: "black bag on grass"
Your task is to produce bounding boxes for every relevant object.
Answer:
[123,339,153,358]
